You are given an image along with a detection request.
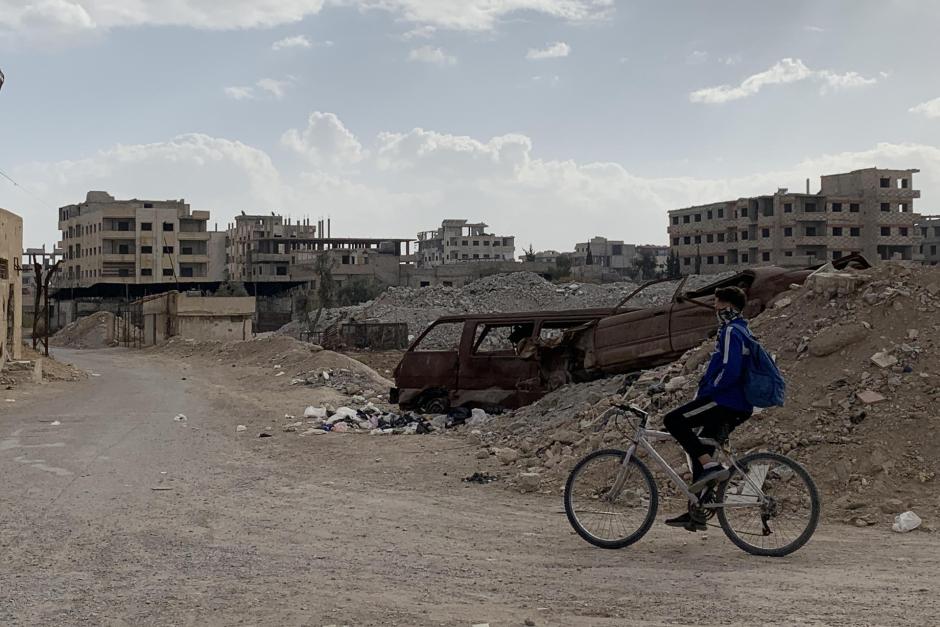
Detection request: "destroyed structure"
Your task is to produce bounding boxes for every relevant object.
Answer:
[416,219,515,267]
[669,168,923,274]
[0,207,23,364]
[137,291,255,345]
[57,191,225,288]
[920,215,940,265]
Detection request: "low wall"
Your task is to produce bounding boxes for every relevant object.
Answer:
[177,316,252,342]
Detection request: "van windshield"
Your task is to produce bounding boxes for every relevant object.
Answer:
[412,321,462,351]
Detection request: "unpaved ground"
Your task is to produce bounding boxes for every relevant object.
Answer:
[2,348,939,626]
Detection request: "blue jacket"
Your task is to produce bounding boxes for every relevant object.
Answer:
[698,317,754,414]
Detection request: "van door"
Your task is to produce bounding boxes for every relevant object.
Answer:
[457,321,542,408]
[591,303,673,373]
[394,320,461,405]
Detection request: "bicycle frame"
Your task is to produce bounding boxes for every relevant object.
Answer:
[608,403,769,508]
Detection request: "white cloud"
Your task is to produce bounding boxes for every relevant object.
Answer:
[690,58,877,104]
[529,74,561,87]
[400,24,436,40]
[272,34,311,50]
[281,111,365,166]
[718,54,741,66]
[223,86,255,100]
[804,25,826,33]
[408,45,456,66]
[685,50,708,65]
[7,112,940,253]
[909,97,940,119]
[225,77,294,100]
[526,41,571,60]
[0,0,614,42]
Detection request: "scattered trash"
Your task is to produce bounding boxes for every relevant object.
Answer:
[173,414,187,422]
[464,472,498,484]
[150,486,173,491]
[258,432,273,438]
[892,511,922,533]
[236,425,247,432]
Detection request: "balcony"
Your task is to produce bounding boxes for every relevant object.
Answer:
[102,253,136,263]
[178,253,210,263]
[178,230,210,240]
[251,253,291,262]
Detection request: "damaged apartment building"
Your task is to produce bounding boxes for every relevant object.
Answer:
[1,207,23,365]
[58,191,225,291]
[668,168,924,274]
[417,219,515,267]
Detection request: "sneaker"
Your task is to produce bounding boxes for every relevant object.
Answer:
[664,512,706,532]
[689,464,730,493]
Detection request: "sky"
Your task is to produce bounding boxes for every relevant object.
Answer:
[1,0,940,253]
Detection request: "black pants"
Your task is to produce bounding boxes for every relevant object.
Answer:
[663,397,750,475]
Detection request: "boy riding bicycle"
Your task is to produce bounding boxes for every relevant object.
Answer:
[663,285,754,530]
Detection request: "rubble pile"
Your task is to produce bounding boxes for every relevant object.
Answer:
[157,335,393,394]
[281,272,731,341]
[50,311,142,349]
[467,263,940,526]
[279,403,437,436]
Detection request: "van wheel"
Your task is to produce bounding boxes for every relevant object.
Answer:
[419,393,449,414]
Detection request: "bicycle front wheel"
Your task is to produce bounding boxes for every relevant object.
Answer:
[717,451,820,557]
[564,449,658,549]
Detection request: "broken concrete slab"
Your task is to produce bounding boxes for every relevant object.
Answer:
[870,352,898,369]
[808,323,868,357]
[856,390,886,404]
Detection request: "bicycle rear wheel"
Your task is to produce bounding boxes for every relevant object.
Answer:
[564,449,658,549]
[716,451,820,557]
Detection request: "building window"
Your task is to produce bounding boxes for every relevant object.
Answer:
[761,228,770,238]
[694,235,701,244]
[683,236,691,245]
[473,241,479,246]
[850,203,860,213]
[162,268,174,277]
[483,240,491,246]
[611,244,623,255]
[717,208,724,218]
[881,227,891,236]
[741,253,749,263]
[850,227,860,236]
[141,222,152,231]
[681,215,690,224]
[706,256,714,265]
[694,214,702,223]
[805,202,817,212]
[932,245,937,255]
[740,231,748,240]
[880,177,890,188]
[276,266,288,276]
[832,251,842,260]
[806,227,817,237]
[163,246,174,254]
[881,203,890,212]
[899,178,909,189]
[900,227,909,236]
[762,252,770,262]
[672,217,679,225]
[141,245,152,254]
[473,254,479,259]
[785,251,793,257]
[707,210,713,220]
[717,255,725,264]
[144,202,154,208]
[706,234,714,243]
[117,221,130,231]
[141,268,152,276]
[717,233,725,242]
[163,222,174,231]
[832,227,843,236]
[784,227,793,237]
[784,203,792,213]
[672,238,679,246]
[899,203,909,212]
[461,240,468,246]
[832,203,842,212]
[683,257,690,266]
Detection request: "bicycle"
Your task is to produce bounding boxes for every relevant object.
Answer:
[563,386,820,557]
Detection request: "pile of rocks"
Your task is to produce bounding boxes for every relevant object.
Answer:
[465,262,940,526]
[281,272,733,341]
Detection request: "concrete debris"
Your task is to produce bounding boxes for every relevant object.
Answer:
[870,352,898,369]
[892,511,922,533]
[856,390,886,404]
[304,406,328,419]
[517,472,542,492]
[236,425,247,432]
[278,271,730,342]
[173,414,187,422]
[50,311,142,349]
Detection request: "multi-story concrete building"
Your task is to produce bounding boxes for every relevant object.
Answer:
[1,207,23,364]
[636,244,670,275]
[57,191,223,288]
[225,214,413,283]
[668,168,923,274]
[572,237,637,277]
[919,215,940,266]
[416,219,515,267]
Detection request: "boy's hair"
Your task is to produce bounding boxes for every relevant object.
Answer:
[715,286,747,311]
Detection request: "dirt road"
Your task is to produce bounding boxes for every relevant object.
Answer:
[2,348,938,626]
